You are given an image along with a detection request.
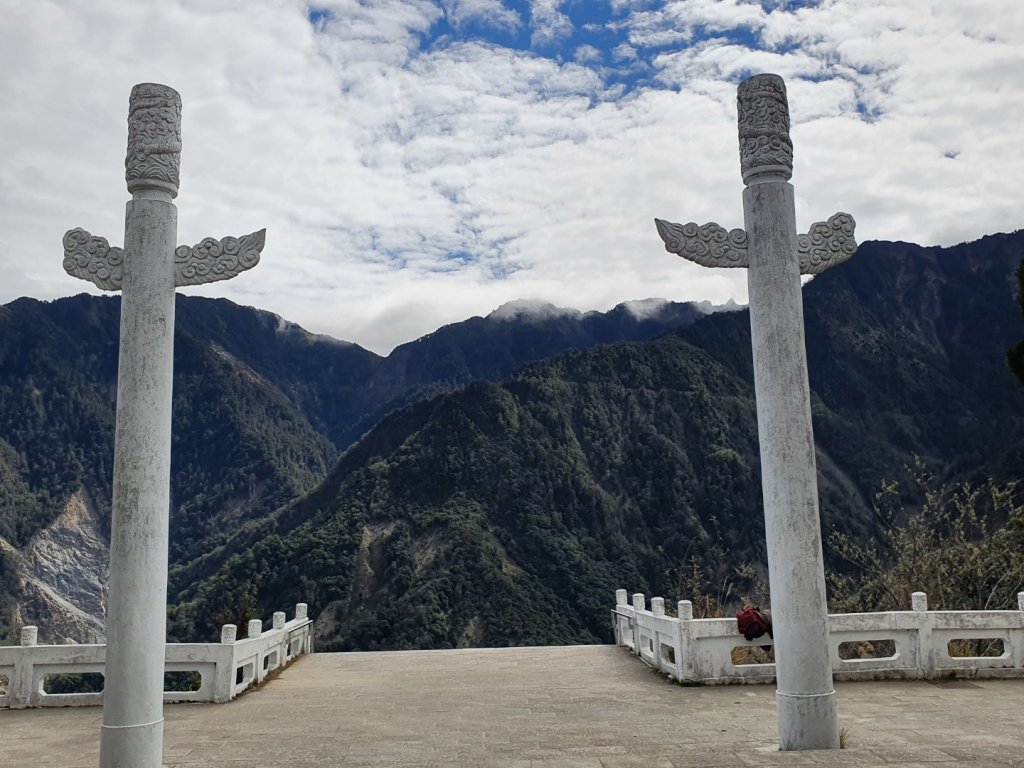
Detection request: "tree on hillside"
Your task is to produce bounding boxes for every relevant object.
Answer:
[1007,261,1024,385]
[826,464,1024,613]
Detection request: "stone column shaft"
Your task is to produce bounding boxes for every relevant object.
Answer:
[99,192,177,768]
[655,72,851,752]
[743,180,838,750]
[61,83,263,768]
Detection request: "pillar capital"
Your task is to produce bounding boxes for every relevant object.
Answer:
[126,83,182,198]
[738,73,792,185]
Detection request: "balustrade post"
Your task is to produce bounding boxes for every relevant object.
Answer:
[676,600,697,681]
[677,600,693,621]
[630,593,644,656]
[295,603,308,621]
[247,619,263,639]
[673,600,692,681]
[650,598,666,668]
[272,612,286,630]
[1014,592,1024,671]
[211,625,238,703]
[911,592,933,678]
[9,625,40,709]
[613,590,627,645]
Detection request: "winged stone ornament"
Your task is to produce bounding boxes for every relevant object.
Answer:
[63,227,266,290]
[796,213,857,275]
[62,228,125,291]
[655,213,856,276]
[654,219,749,268]
[174,229,265,286]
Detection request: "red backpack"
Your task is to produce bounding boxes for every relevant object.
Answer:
[736,605,772,641]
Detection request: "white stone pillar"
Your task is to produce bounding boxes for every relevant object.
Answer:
[20,626,38,646]
[220,624,237,644]
[273,612,286,630]
[98,84,180,768]
[248,619,263,639]
[740,74,838,751]
[655,73,854,750]
[912,591,933,677]
[59,84,264,768]
[295,603,308,620]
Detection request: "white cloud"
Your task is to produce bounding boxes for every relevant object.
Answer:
[529,0,574,48]
[2,0,1024,355]
[574,44,604,64]
[612,43,638,62]
[441,0,522,32]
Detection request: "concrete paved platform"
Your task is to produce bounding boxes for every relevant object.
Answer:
[1,645,1022,767]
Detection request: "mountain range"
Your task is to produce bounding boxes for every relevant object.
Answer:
[0,293,711,642]
[1,230,1022,649]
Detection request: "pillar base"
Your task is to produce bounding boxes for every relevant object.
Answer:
[99,718,165,768]
[776,690,839,751]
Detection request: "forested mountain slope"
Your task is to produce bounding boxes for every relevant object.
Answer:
[0,293,707,640]
[175,231,1024,651]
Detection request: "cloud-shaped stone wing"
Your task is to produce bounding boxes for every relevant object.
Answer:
[654,219,749,269]
[63,228,125,291]
[174,229,265,287]
[797,213,857,275]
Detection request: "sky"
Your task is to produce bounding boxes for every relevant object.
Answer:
[2,0,1023,354]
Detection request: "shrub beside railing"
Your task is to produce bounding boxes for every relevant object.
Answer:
[613,589,1024,684]
[0,603,312,709]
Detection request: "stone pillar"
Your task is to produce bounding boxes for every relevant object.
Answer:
[59,84,264,768]
[739,74,838,751]
[220,624,237,644]
[295,603,308,620]
[99,84,180,768]
[615,589,628,606]
[20,626,38,646]
[248,619,263,639]
[912,591,933,677]
[655,73,855,749]
[676,600,694,680]
[631,593,645,612]
[273,612,286,630]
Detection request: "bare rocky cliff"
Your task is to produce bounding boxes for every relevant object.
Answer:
[18,490,108,643]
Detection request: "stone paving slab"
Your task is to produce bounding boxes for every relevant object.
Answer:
[2,645,1024,767]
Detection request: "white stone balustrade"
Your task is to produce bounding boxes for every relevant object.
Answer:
[0,604,312,709]
[613,590,1024,684]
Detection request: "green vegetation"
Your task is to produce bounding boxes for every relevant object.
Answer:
[2,232,1024,650]
[827,465,1024,613]
[175,234,1024,650]
[1007,260,1024,385]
